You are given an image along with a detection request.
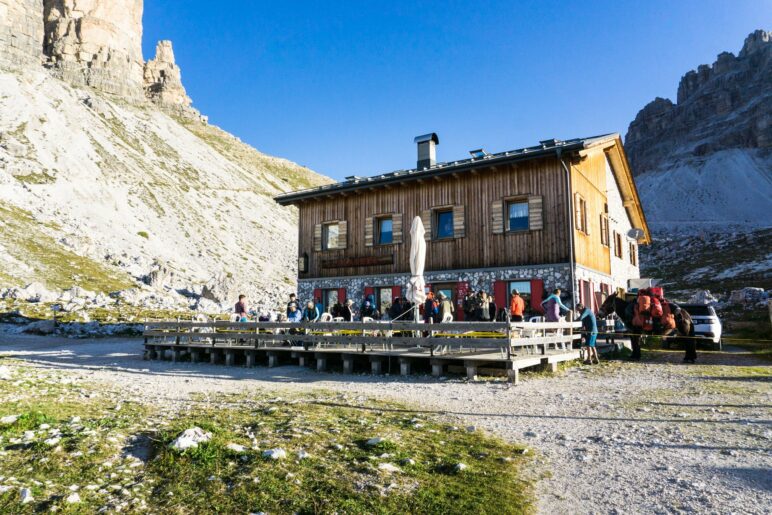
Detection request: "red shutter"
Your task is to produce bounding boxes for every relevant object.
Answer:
[493,281,507,314]
[313,288,322,304]
[455,282,470,321]
[391,286,402,301]
[364,287,374,300]
[337,288,347,303]
[530,279,544,313]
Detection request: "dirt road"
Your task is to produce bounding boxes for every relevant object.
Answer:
[1,334,770,514]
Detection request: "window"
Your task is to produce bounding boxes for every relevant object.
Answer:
[508,281,531,307]
[613,231,623,258]
[575,194,588,234]
[507,200,529,232]
[376,287,394,316]
[377,217,393,245]
[322,222,339,250]
[322,289,338,313]
[600,213,610,247]
[629,242,637,266]
[435,209,454,239]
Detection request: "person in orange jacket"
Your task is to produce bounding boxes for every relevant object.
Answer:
[509,289,526,322]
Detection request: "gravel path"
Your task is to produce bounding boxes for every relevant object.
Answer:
[1,334,770,514]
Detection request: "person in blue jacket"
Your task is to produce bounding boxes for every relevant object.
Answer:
[541,288,571,322]
[576,302,599,364]
[302,301,320,322]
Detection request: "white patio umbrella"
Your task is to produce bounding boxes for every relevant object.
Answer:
[406,216,427,322]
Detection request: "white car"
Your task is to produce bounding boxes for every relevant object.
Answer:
[681,304,722,345]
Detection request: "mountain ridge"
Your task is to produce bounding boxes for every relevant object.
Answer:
[625,29,771,232]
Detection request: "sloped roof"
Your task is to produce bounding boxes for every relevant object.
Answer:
[276,134,620,204]
[274,133,650,242]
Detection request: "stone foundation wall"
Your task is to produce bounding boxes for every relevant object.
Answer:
[297,263,573,309]
[0,0,44,70]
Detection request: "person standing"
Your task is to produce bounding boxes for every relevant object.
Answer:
[438,292,455,321]
[509,290,526,322]
[541,288,571,322]
[423,293,438,323]
[341,299,354,321]
[576,303,599,364]
[389,297,403,320]
[234,294,249,322]
[476,291,491,321]
[286,293,299,317]
[463,292,476,321]
[489,295,498,321]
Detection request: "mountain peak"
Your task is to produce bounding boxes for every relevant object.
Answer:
[740,29,772,58]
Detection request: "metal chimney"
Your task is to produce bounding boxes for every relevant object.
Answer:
[414,133,439,169]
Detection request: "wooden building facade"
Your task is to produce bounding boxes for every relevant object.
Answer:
[275,133,650,318]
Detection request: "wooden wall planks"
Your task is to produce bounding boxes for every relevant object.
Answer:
[297,157,572,279]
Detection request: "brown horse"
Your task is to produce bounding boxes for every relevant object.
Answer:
[598,292,695,361]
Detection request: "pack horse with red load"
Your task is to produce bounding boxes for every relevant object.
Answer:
[598,286,696,362]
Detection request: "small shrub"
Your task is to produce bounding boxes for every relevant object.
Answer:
[137,231,149,239]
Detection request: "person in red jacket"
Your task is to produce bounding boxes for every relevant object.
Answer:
[509,290,526,322]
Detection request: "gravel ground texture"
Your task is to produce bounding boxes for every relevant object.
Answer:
[1,333,770,514]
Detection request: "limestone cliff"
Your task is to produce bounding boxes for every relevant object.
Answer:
[43,0,145,98]
[0,0,44,68]
[625,30,772,231]
[144,40,194,114]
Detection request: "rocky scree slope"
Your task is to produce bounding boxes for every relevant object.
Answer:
[0,69,329,310]
[0,0,330,312]
[625,30,771,232]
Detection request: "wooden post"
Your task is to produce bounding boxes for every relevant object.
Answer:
[370,356,384,375]
[210,350,218,365]
[172,348,181,363]
[314,352,328,371]
[158,347,167,361]
[541,357,558,373]
[225,351,235,367]
[191,349,201,363]
[245,351,255,368]
[343,355,354,374]
[399,358,412,376]
[430,359,444,377]
[464,360,478,381]
[507,367,519,385]
[268,352,279,368]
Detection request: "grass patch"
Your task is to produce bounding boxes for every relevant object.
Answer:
[176,118,332,193]
[14,169,56,185]
[136,231,149,239]
[0,366,534,514]
[0,204,134,293]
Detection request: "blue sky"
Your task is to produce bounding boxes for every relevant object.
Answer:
[143,0,770,180]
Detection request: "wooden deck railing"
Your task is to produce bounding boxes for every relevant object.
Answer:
[143,319,581,358]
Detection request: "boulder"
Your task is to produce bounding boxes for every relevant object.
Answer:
[14,282,57,303]
[169,427,212,451]
[729,287,766,305]
[23,319,56,335]
[143,263,174,288]
[687,290,719,305]
[262,448,287,460]
[201,273,239,305]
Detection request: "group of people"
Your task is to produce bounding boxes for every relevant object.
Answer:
[235,287,603,365]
